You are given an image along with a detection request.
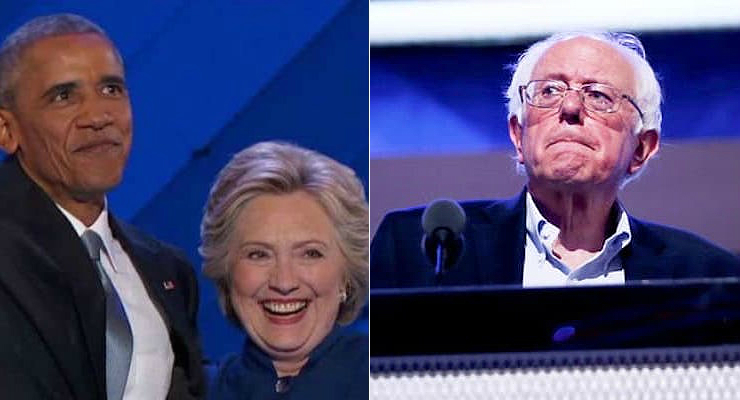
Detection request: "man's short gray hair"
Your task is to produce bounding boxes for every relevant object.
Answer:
[0,13,117,108]
[200,141,369,327]
[504,32,663,185]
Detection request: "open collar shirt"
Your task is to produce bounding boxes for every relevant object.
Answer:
[522,191,631,288]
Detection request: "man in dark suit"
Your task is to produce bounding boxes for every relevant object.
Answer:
[0,14,204,399]
[371,32,740,289]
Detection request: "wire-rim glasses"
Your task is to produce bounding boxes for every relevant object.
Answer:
[519,80,644,121]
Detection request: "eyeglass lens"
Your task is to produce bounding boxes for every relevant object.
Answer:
[525,81,619,112]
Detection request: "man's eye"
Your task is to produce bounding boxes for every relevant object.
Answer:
[540,85,562,97]
[51,90,70,102]
[101,84,123,96]
[585,89,614,107]
[586,90,611,101]
[304,249,324,259]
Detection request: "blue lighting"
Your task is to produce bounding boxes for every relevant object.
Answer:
[553,325,577,342]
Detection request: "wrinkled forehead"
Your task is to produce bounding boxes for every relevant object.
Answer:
[15,33,124,87]
[531,37,637,96]
[22,32,121,66]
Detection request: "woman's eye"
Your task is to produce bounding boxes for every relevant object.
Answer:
[304,249,324,259]
[247,250,268,260]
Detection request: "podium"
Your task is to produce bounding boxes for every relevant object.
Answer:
[371,280,740,398]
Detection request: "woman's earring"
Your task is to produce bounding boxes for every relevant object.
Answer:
[339,290,348,303]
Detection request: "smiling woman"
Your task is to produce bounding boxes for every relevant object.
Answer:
[200,141,369,399]
[229,191,349,376]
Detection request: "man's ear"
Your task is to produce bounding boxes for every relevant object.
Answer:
[508,115,524,164]
[0,109,19,154]
[629,129,659,175]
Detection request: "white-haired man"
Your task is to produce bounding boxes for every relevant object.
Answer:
[371,32,740,288]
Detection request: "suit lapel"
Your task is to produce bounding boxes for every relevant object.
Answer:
[0,159,106,398]
[109,216,200,356]
[473,191,671,284]
[623,216,671,281]
[109,218,174,328]
[110,219,206,398]
[478,190,528,286]
[110,217,202,395]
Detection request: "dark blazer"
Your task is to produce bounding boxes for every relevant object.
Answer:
[371,190,740,289]
[0,158,205,400]
[208,327,368,400]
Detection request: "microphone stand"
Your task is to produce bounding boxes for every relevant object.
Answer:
[434,229,451,276]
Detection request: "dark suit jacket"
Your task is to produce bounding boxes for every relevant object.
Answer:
[371,190,740,288]
[0,158,205,399]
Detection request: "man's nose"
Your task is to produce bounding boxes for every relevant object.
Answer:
[268,258,299,295]
[76,99,114,130]
[559,89,585,125]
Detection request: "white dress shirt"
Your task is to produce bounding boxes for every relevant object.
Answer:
[522,192,631,288]
[57,203,174,400]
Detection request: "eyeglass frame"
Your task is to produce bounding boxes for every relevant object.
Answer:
[518,79,644,121]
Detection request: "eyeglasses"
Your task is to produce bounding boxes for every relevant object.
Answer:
[519,80,644,121]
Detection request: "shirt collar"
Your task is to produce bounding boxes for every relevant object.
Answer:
[525,191,554,254]
[525,191,632,276]
[240,324,344,376]
[56,199,115,252]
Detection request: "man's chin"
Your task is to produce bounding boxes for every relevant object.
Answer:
[539,165,588,183]
[537,172,621,194]
[536,171,597,190]
[72,176,124,200]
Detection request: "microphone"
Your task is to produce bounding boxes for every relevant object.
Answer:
[421,199,466,275]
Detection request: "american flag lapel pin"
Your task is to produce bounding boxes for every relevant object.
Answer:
[163,280,176,290]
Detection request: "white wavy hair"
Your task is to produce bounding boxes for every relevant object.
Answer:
[504,32,663,185]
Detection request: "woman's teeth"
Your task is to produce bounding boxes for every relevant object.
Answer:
[262,301,308,315]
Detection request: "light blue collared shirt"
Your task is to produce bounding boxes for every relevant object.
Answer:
[522,192,631,288]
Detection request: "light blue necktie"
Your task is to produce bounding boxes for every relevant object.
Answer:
[81,230,133,400]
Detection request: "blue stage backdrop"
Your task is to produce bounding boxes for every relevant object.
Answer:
[371,30,740,159]
[1,0,368,361]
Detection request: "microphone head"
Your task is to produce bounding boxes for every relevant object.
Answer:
[421,199,466,236]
